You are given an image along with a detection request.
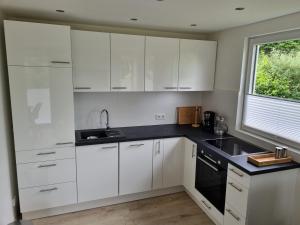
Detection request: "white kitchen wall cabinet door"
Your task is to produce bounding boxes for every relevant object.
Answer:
[179,39,217,91]
[152,139,164,190]
[8,66,75,151]
[145,37,179,91]
[71,30,111,92]
[4,20,71,67]
[119,140,153,195]
[163,138,184,187]
[183,138,197,194]
[111,34,145,92]
[76,143,118,203]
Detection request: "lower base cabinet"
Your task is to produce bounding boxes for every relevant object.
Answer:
[76,143,119,203]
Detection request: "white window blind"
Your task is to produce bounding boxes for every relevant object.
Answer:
[243,94,300,144]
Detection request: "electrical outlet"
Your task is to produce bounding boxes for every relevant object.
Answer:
[155,113,166,120]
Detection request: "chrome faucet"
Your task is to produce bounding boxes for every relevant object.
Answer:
[100,109,110,130]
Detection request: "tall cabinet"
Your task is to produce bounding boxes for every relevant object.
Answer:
[4,20,77,213]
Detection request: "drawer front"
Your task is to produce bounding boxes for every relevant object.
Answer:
[19,182,77,212]
[16,147,75,164]
[228,164,251,188]
[199,195,223,225]
[17,159,76,188]
[226,176,249,217]
[224,204,246,225]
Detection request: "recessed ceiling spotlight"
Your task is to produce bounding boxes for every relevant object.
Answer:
[235,7,245,11]
[56,9,65,13]
[190,24,197,27]
[157,0,164,2]
[130,18,138,21]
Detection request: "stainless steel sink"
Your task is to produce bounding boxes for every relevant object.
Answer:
[79,129,125,141]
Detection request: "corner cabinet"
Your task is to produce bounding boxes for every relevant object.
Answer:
[111,34,145,92]
[179,39,217,91]
[71,30,111,92]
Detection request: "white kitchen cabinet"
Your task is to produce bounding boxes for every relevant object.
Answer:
[71,30,111,92]
[119,140,153,195]
[4,20,71,67]
[76,143,118,203]
[145,37,179,91]
[152,139,164,190]
[8,66,75,151]
[111,34,145,92]
[179,39,217,91]
[162,138,184,187]
[183,138,197,194]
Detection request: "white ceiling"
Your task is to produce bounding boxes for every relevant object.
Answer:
[0,0,299,33]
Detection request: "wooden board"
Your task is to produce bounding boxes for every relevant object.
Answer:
[247,153,292,167]
[177,106,201,125]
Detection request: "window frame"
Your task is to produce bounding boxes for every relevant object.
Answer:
[240,29,300,148]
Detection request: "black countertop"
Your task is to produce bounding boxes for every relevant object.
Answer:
[75,124,300,176]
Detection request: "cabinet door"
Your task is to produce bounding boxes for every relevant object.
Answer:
[71,30,110,92]
[153,139,164,190]
[8,66,75,151]
[163,138,184,187]
[4,20,71,67]
[119,140,153,195]
[111,34,145,92]
[76,143,118,203]
[145,37,179,91]
[183,138,197,194]
[179,39,217,91]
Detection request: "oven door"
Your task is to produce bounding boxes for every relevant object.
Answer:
[195,154,227,214]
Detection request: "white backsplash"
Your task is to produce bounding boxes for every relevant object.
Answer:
[74,92,203,130]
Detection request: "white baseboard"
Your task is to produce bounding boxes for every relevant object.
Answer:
[22,186,184,220]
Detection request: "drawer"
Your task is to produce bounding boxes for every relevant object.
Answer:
[16,147,75,164]
[228,164,251,188]
[17,159,76,188]
[225,176,249,217]
[224,204,246,225]
[198,195,223,225]
[19,182,77,212]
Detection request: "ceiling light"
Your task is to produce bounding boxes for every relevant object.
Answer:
[190,24,197,27]
[130,18,138,21]
[56,9,65,13]
[157,0,164,1]
[235,7,245,11]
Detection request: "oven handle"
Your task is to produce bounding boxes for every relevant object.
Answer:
[197,156,219,172]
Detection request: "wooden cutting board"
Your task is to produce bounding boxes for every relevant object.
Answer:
[177,106,201,125]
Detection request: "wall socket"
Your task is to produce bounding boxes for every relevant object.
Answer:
[155,113,166,120]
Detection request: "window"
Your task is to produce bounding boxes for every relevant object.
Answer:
[242,30,300,146]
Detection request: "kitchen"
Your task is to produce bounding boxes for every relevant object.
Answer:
[0,1,300,225]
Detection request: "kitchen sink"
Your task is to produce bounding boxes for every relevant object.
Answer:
[77,129,126,142]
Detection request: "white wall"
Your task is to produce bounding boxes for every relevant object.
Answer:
[74,92,202,129]
[0,17,17,225]
[202,12,300,225]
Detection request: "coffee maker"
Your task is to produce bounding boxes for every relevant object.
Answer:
[202,111,215,133]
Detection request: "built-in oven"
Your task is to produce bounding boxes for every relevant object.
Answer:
[195,145,228,214]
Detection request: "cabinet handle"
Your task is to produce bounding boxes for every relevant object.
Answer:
[229,182,243,192]
[156,141,161,154]
[164,87,177,90]
[74,87,92,90]
[201,200,211,210]
[229,168,244,177]
[179,87,192,90]
[203,154,217,164]
[36,151,56,156]
[51,61,70,64]
[56,142,73,146]
[39,187,58,193]
[192,145,196,158]
[38,163,57,168]
[129,144,144,147]
[198,156,219,172]
[112,87,127,90]
[101,146,117,149]
[226,209,240,221]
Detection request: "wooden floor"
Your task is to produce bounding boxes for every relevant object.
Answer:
[32,192,214,225]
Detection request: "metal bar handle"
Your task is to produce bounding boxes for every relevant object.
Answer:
[56,142,73,146]
[38,163,57,168]
[192,145,196,158]
[198,156,219,172]
[156,141,161,154]
[112,87,127,90]
[51,61,70,64]
[229,168,244,177]
[226,209,240,221]
[229,182,243,192]
[201,200,211,209]
[129,144,145,147]
[74,87,92,90]
[164,87,177,90]
[40,187,58,193]
[179,87,192,90]
[36,151,56,156]
[203,154,217,164]
[101,146,117,149]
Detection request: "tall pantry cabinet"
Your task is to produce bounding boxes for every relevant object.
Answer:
[4,20,77,213]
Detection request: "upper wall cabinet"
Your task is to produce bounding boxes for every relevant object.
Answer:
[4,20,72,67]
[111,34,145,92]
[145,37,180,91]
[71,30,110,92]
[179,39,217,91]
